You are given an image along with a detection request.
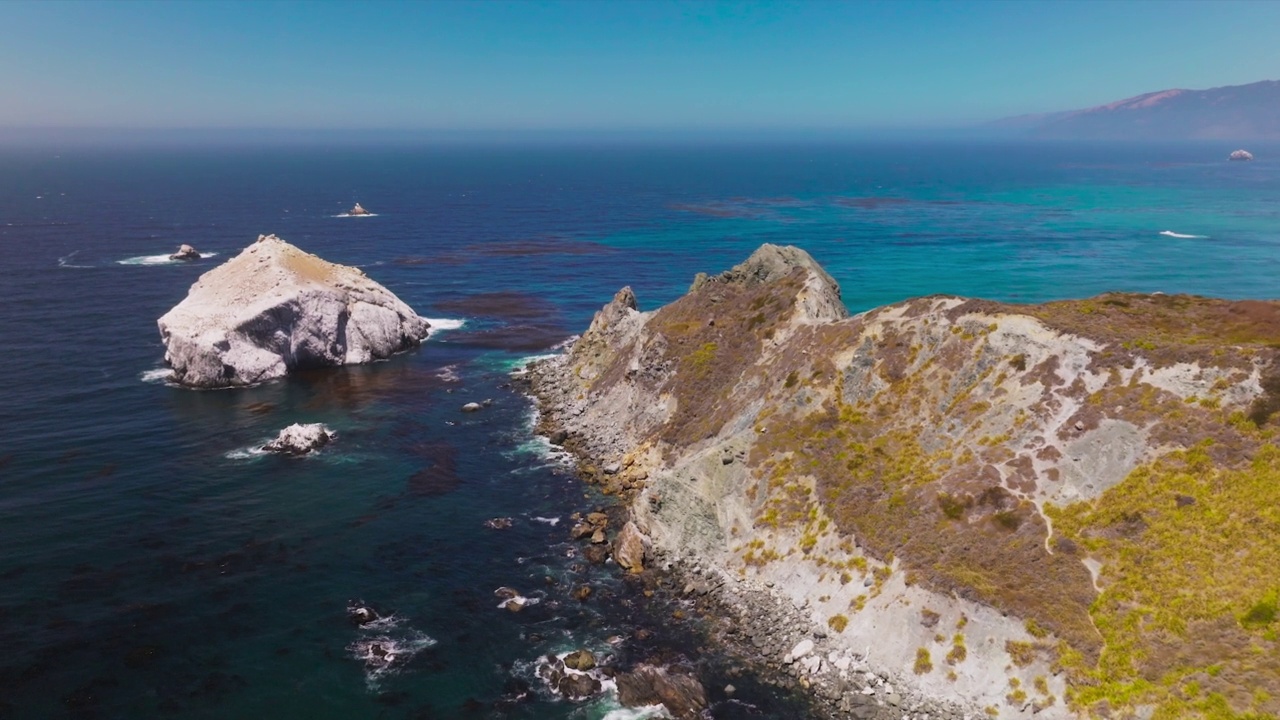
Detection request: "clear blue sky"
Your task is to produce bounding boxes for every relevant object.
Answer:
[1,0,1277,131]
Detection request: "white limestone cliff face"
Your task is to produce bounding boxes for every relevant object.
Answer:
[158,234,430,388]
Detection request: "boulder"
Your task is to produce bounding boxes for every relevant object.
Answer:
[616,664,708,719]
[349,203,372,215]
[169,244,200,261]
[461,402,483,412]
[557,673,601,699]
[563,649,596,671]
[262,423,334,455]
[612,521,650,572]
[157,234,431,388]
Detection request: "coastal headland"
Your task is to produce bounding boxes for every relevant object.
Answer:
[526,244,1280,719]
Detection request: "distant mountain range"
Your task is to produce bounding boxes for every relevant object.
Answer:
[996,79,1280,140]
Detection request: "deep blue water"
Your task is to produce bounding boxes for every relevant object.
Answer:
[1,142,1277,719]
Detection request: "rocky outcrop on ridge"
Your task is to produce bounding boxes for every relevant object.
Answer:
[527,243,1280,719]
[157,234,430,388]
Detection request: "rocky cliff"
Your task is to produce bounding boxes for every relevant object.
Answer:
[158,234,430,388]
[528,244,1280,719]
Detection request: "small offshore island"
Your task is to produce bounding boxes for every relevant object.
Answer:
[158,234,430,387]
[526,244,1280,719]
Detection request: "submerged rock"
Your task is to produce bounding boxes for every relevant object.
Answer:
[157,234,431,388]
[262,423,334,455]
[1229,149,1255,161]
[169,244,200,261]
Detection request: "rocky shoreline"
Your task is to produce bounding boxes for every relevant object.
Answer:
[520,354,975,720]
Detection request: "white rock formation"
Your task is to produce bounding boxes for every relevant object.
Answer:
[1229,149,1254,161]
[262,423,334,455]
[170,244,200,261]
[158,234,431,388]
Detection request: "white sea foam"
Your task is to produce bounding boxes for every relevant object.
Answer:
[348,630,436,688]
[532,516,561,526]
[601,705,671,720]
[434,364,462,383]
[497,595,541,610]
[140,368,174,384]
[508,352,561,377]
[224,445,269,460]
[1159,230,1208,239]
[333,213,380,218]
[57,251,94,268]
[116,252,219,266]
[423,318,465,337]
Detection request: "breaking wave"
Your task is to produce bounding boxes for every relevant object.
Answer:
[57,251,94,269]
[1159,230,1208,239]
[333,213,380,218]
[424,318,465,337]
[348,631,436,688]
[116,252,218,266]
[601,706,671,720]
[139,368,174,384]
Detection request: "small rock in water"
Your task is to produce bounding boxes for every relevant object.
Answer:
[558,673,601,699]
[347,603,380,626]
[563,649,596,671]
[616,664,709,719]
[572,584,592,602]
[262,423,334,456]
[461,402,483,412]
[169,244,200,261]
[484,517,513,530]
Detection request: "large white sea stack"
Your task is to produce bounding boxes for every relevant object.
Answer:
[158,234,431,388]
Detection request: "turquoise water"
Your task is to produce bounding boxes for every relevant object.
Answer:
[0,141,1276,719]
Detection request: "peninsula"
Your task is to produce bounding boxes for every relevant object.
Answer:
[528,244,1280,719]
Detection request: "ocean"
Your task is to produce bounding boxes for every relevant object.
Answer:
[1,141,1277,719]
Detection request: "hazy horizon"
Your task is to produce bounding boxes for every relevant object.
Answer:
[3,0,1278,139]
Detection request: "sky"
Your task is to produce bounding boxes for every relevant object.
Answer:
[1,0,1277,133]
